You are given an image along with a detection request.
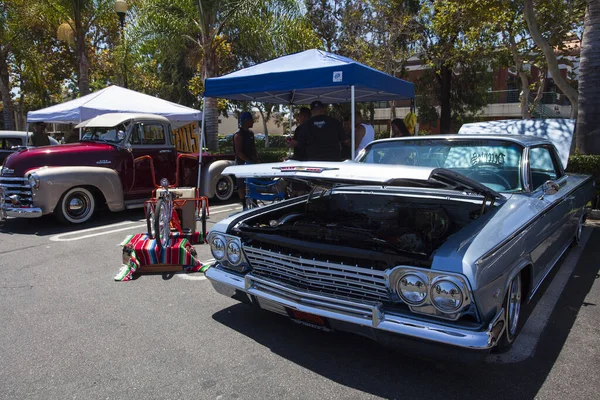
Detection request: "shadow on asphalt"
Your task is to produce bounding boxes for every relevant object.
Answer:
[211,228,600,399]
[0,209,145,237]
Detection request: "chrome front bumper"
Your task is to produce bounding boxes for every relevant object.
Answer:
[0,204,43,219]
[206,266,506,351]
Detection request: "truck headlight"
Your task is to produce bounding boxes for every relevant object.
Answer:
[430,277,464,313]
[396,272,428,305]
[28,173,40,190]
[209,234,226,260]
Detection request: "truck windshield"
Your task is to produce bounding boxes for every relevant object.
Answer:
[81,124,126,144]
[358,138,524,192]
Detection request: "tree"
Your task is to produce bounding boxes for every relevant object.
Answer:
[576,0,600,154]
[139,0,318,151]
[522,0,584,118]
[417,1,499,133]
[0,1,16,129]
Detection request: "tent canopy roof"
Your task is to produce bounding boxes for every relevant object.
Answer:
[75,113,171,129]
[204,49,415,104]
[27,86,202,127]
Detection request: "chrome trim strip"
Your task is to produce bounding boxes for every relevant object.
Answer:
[206,266,504,350]
[0,177,27,182]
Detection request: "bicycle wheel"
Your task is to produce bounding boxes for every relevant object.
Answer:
[145,202,155,239]
[153,198,171,251]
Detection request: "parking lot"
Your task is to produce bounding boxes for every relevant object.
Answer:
[1,205,599,400]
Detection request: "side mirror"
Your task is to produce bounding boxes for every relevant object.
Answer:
[541,180,560,198]
[124,143,132,153]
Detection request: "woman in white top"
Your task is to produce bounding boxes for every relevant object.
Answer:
[353,111,375,155]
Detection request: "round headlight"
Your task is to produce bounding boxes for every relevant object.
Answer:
[226,241,242,265]
[160,178,169,188]
[28,173,40,190]
[209,235,226,260]
[396,273,428,305]
[431,279,464,313]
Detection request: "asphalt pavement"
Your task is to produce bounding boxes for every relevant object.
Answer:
[0,204,598,400]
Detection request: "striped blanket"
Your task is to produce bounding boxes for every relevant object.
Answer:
[115,233,207,281]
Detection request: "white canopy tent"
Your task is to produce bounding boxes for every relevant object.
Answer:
[27,85,202,128]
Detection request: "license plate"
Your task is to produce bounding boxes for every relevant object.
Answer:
[287,309,332,332]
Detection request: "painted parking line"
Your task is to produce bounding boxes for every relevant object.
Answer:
[485,227,592,364]
[48,204,241,242]
[49,223,147,242]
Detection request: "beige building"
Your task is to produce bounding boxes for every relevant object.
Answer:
[217,112,286,136]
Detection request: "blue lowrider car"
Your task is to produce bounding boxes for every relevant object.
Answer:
[205,127,595,359]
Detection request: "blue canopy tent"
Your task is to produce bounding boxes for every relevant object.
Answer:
[200,49,415,167]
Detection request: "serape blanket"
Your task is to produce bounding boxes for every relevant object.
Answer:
[115,233,208,281]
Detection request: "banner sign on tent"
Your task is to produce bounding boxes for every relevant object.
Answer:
[172,122,200,153]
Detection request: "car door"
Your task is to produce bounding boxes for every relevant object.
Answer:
[128,121,176,199]
[528,145,572,287]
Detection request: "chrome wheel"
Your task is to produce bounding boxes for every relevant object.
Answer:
[153,199,170,250]
[507,274,522,337]
[55,187,95,224]
[214,175,234,201]
[145,203,155,239]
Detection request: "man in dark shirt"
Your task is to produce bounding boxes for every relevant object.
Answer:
[304,101,345,161]
[233,111,260,206]
[287,107,311,161]
[31,122,51,147]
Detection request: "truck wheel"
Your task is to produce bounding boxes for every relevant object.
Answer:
[153,198,170,251]
[55,187,96,224]
[214,175,234,201]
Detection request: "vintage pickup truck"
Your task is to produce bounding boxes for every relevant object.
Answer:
[0,113,235,224]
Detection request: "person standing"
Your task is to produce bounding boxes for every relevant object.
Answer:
[233,111,260,206]
[31,122,51,147]
[391,118,411,138]
[287,107,311,161]
[304,101,346,161]
[353,111,375,155]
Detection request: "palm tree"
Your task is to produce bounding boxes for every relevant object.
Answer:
[576,0,600,154]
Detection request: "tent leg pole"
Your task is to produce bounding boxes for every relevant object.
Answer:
[351,85,355,160]
[25,122,29,146]
[196,99,206,191]
[288,104,293,158]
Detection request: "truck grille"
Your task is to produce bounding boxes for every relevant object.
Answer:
[0,177,32,206]
[243,245,390,303]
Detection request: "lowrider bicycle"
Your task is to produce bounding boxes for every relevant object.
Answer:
[205,133,595,359]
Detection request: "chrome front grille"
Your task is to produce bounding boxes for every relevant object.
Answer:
[243,245,390,303]
[0,177,32,206]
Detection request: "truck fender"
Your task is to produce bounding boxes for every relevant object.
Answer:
[29,166,125,214]
[200,159,236,198]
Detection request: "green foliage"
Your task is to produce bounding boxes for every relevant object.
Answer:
[567,154,600,183]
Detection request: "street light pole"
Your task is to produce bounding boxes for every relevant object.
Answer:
[114,0,128,89]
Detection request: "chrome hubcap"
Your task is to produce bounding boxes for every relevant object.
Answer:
[69,198,84,211]
[508,275,522,336]
[66,193,91,218]
[216,178,232,198]
[158,205,170,246]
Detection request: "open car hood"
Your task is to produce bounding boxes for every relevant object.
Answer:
[223,161,503,200]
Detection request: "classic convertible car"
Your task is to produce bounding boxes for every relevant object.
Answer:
[205,133,595,360]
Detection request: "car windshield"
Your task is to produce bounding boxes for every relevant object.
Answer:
[81,124,126,144]
[358,138,524,192]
